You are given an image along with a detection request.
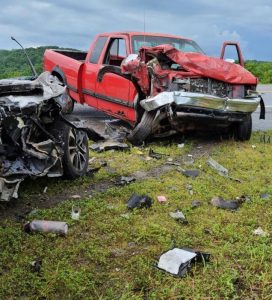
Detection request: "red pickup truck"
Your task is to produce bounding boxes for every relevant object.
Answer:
[44,31,263,144]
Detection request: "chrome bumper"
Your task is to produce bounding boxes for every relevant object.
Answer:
[140,91,260,114]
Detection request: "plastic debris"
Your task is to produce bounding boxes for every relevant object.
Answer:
[30,259,42,273]
[207,157,241,182]
[71,206,81,220]
[157,247,210,277]
[192,200,202,208]
[207,157,228,176]
[127,193,152,209]
[183,154,194,165]
[253,227,269,237]
[210,196,240,210]
[260,193,270,200]
[157,195,167,203]
[180,169,200,178]
[186,184,193,195]
[24,220,68,235]
[169,210,188,224]
[115,176,136,186]
[252,144,257,149]
[43,186,48,194]
[71,195,81,199]
[178,143,185,148]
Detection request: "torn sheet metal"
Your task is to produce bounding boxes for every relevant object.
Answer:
[210,196,240,210]
[0,72,95,201]
[157,247,210,277]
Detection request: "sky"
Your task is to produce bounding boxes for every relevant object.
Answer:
[1,0,272,60]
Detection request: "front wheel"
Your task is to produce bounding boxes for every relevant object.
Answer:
[234,114,252,141]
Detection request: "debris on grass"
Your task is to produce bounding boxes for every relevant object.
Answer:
[252,144,257,149]
[207,157,241,182]
[115,176,136,186]
[169,210,188,224]
[127,193,152,209]
[183,154,194,165]
[71,195,81,199]
[157,195,167,203]
[90,141,129,152]
[24,220,68,235]
[260,193,270,200]
[192,200,202,208]
[178,143,185,148]
[30,259,42,273]
[157,248,210,277]
[71,206,81,220]
[186,184,193,195]
[178,167,200,178]
[43,187,48,194]
[149,148,166,159]
[253,227,269,237]
[210,196,240,210]
[207,157,228,176]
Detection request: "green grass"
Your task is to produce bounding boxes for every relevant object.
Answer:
[1,132,272,299]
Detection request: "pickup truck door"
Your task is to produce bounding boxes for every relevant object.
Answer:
[81,36,108,108]
[95,37,136,122]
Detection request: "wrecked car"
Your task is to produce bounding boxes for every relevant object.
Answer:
[0,72,92,201]
[44,32,264,144]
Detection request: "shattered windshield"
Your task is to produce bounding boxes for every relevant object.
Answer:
[132,35,204,54]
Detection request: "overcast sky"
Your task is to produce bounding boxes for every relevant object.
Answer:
[1,0,272,60]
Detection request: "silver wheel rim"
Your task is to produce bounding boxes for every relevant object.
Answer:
[68,129,87,171]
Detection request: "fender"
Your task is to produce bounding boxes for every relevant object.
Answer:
[51,66,67,85]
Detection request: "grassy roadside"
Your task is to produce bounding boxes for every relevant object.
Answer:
[1,131,272,299]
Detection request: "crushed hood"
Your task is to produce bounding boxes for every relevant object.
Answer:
[138,44,257,85]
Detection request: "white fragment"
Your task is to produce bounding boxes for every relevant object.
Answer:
[253,227,269,237]
[43,186,48,194]
[178,143,185,148]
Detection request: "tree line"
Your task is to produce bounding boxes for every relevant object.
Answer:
[0,47,272,83]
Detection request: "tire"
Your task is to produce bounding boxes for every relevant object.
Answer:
[127,111,156,145]
[60,123,89,179]
[234,114,252,141]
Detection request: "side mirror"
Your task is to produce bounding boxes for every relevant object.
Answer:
[220,42,244,67]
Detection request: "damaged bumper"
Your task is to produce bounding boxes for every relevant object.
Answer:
[140,91,261,114]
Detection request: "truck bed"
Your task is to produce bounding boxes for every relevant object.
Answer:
[51,49,87,61]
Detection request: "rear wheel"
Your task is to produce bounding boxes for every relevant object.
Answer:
[234,114,252,141]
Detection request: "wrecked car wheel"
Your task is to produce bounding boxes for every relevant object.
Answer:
[234,114,252,141]
[61,124,89,179]
[127,111,156,145]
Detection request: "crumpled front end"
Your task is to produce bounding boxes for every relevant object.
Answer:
[0,72,97,201]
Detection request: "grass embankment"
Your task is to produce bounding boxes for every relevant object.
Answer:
[1,132,272,299]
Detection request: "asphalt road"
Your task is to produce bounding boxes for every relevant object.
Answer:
[73,84,272,133]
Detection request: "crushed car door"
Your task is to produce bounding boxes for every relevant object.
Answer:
[95,37,136,122]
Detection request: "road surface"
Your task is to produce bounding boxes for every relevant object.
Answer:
[73,84,272,134]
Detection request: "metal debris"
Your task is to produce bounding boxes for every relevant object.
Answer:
[127,193,152,209]
[253,227,269,237]
[0,71,95,201]
[210,196,240,210]
[157,248,210,277]
[30,259,42,273]
[24,220,68,235]
[260,193,270,200]
[90,140,129,152]
[149,148,167,159]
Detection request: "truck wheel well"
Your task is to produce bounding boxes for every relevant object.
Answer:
[51,66,67,85]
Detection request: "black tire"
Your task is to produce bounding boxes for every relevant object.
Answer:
[60,123,89,179]
[234,114,252,141]
[127,111,156,145]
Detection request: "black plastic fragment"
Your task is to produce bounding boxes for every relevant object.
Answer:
[182,169,200,178]
[127,193,152,209]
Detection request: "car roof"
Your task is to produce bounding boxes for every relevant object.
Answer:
[99,31,192,40]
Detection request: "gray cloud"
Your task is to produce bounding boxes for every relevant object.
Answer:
[0,0,272,60]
